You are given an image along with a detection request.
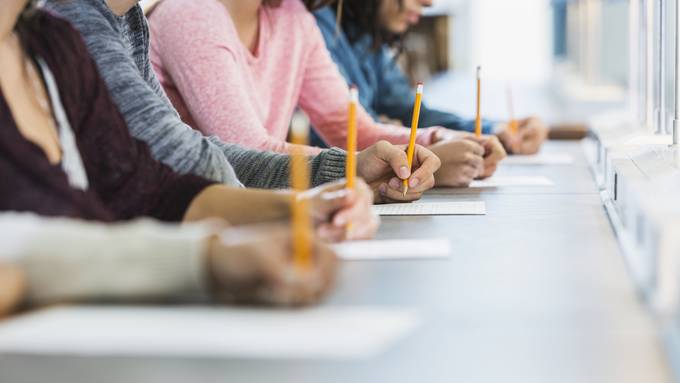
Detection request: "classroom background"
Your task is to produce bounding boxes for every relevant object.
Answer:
[4,0,680,382]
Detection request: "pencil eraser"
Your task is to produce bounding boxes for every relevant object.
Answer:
[476,66,482,78]
[416,82,424,93]
[291,112,310,136]
[349,86,359,103]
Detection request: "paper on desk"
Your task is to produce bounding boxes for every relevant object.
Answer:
[373,201,486,216]
[503,153,574,166]
[333,238,451,261]
[0,306,419,360]
[469,176,554,188]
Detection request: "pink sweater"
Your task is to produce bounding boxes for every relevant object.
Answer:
[148,0,438,155]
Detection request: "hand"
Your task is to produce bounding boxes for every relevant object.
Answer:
[356,140,441,203]
[463,135,507,178]
[207,225,338,307]
[301,179,379,242]
[497,117,549,155]
[0,264,25,317]
[378,114,404,126]
[428,139,485,187]
[430,127,472,144]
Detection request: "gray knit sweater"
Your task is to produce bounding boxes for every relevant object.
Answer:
[45,0,346,189]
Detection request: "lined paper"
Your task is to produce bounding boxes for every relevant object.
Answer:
[0,306,419,360]
[373,201,486,216]
[503,153,574,165]
[469,176,554,188]
[333,238,451,261]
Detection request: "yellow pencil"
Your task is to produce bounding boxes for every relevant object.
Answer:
[346,86,358,190]
[475,66,482,137]
[507,86,519,135]
[346,86,358,233]
[403,82,424,197]
[290,113,312,270]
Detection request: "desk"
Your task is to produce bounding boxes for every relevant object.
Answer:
[0,142,671,383]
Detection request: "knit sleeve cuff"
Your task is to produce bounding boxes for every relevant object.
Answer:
[310,147,347,187]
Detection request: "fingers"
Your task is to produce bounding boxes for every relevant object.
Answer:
[255,241,339,307]
[323,180,380,241]
[309,181,353,224]
[373,140,411,180]
[408,145,441,188]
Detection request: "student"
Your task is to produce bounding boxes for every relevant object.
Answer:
[0,1,346,307]
[145,0,505,184]
[45,0,444,202]
[314,0,550,155]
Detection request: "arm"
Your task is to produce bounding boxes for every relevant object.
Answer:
[0,213,212,305]
[296,11,439,151]
[216,137,347,189]
[49,3,242,186]
[373,49,494,135]
[64,19,216,222]
[150,4,320,156]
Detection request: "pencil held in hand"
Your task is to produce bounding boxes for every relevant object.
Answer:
[346,86,358,190]
[345,86,359,233]
[507,86,519,135]
[290,113,312,270]
[403,82,423,197]
[475,66,482,137]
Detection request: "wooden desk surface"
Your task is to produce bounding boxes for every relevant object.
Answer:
[0,142,672,383]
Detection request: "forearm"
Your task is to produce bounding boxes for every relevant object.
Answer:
[0,214,212,306]
[220,140,347,189]
[184,185,292,225]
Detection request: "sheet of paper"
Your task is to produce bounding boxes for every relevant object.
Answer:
[0,306,419,360]
[503,153,574,166]
[469,176,554,188]
[373,201,486,216]
[333,238,451,261]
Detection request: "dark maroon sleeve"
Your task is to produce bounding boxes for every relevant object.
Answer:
[40,13,216,222]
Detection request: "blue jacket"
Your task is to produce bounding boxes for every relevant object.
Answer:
[311,7,493,147]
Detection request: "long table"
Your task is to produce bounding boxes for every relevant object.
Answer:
[0,142,672,383]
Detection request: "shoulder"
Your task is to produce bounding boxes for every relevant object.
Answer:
[43,0,117,31]
[26,10,92,60]
[270,0,317,29]
[151,0,234,38]
[153,0,229,25]
[313,6,336,31]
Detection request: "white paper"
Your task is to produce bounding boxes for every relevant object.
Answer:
[373,201,486,216]
[503,153,574,166]
[0,306,419,360]
[469,176,554,188]
[333,238,451,261]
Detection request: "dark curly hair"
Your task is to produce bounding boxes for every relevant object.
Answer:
[321,0,405,51]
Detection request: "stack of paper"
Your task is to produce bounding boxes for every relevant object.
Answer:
[503,153,574,166]
[469,176,554,188]
[373,201,486,216]
[0,306,420,360]
[333,238,451,261]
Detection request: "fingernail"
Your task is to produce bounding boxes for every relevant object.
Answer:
[409,177,420,188]
[389,178,401,190]
[379,184,387,195]
[399,166,410,179]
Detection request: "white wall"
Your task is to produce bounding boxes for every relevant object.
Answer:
[449,0,552,84]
